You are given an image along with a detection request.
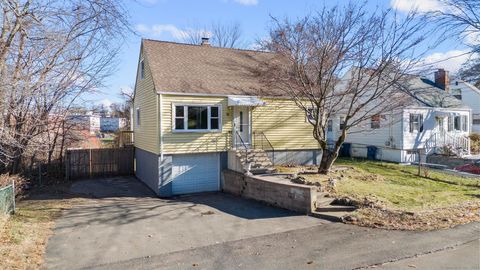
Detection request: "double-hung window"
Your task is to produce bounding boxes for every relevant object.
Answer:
[461,115,468,132]
[327,119,333,132]
[174,105,221,132]
[409,114,423,132]
[136,108,141,126]
[339,117,346,130]
[448,116,453,131]
[371,115,381,129]
[454,116,461,131]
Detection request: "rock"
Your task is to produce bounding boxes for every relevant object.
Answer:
[343,215,358,222]
[328,178,337,188]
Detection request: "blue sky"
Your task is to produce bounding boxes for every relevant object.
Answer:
[88,0,473,107]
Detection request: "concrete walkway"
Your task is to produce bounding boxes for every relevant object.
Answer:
[44,177,480,270]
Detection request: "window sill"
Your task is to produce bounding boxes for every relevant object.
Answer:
[172,129,222,133]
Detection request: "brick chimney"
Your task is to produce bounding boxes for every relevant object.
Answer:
[201,37,210,46]
[434,68,449,92]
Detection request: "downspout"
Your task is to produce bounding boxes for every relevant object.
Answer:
[158,93,164,161]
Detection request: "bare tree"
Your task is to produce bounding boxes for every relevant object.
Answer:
[182,21,244,48]
[432,0,480,85]
[0,0,131,173]
[210,21,243,48]
[258,3,430,174]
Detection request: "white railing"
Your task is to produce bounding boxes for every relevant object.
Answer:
[424,130,471,157]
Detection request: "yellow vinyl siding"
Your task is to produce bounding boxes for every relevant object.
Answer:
[133,49,159,154]
[252,98,319,150]
[161,95,319,154]
[161,95,232,154]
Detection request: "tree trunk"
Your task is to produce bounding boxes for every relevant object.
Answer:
[318,147,340,174]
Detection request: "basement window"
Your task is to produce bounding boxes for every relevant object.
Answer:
[173,105,221,132]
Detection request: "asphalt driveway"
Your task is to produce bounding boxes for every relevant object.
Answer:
[44,177,325,269]
[44,177,480,270]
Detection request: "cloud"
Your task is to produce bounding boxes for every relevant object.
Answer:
[390,0,445,13]
[120,85,134,96]
[421,49,471,74]
[100,99,113,108]
[135,24,189,40]
[234,0,258,6]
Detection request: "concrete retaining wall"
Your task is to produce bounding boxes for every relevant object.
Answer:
[222,170,316,214]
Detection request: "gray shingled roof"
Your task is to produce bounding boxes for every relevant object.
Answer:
[142,39,278,96]
[403,76,466,108]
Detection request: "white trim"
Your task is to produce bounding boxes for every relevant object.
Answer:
[172,103,222,133]
[159,94,164,160]
[135,107,141,127]
[159,91,287,100]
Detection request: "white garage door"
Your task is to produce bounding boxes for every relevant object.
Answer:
[172,153,220,195]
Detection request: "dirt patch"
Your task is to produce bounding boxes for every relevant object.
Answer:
[343,201,480,231]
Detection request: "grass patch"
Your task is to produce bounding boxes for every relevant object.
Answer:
[278,159,480,211]
[277,159,480,230]
[0,199,73,269]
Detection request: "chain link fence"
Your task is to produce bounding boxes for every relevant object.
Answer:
[0,181,15,215]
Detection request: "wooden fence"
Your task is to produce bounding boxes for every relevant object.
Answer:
[65,147,134,180]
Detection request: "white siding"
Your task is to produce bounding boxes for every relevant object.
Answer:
[450,81,480,132]
[343,113,403,149]
[402,108,470,150]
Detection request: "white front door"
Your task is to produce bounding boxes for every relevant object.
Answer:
[234,107,251,146]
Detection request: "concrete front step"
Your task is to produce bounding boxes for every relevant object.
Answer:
[310,211,351,222]
[316,196,335,207]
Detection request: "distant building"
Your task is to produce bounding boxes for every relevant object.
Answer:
[69,114,100,134]
[100,117,126,132]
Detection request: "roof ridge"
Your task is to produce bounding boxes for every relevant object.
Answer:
[141,38,273,55]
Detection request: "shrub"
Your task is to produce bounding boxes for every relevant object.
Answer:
[0,174,28,198]
[470,133,480,154]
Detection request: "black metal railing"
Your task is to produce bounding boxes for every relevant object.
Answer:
[253,131,275,166]
[234,129,250,171]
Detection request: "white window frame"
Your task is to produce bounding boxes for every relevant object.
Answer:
[136,107,141,126]
[172,104,222,133]
[305,107,315,123]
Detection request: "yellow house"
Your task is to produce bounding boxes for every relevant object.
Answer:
[134,38,320,196]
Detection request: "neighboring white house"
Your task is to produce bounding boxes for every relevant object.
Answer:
[332,69,471,163]
[449,79,480,133]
